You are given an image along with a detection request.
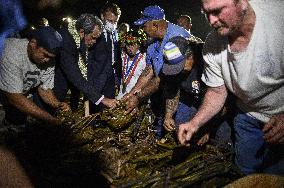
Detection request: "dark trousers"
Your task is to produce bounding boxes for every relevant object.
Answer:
[150,90,165,139]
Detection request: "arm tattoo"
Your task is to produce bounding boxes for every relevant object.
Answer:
[165,89,180,117]
[136,77,160,101]
[140,64,152,77]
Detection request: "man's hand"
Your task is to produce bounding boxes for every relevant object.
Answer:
[124,95,140,114]
[101,98,118,109]
[178,121,200,146]
[58,102,70,112]
[121,92,133,102]
[120,92,139,115]
[164,116,176,132]
[197,133,210,146]
[263,113,284,144]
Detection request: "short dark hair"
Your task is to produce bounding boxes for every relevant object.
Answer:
[101,2,121,17]
[179,14,192,24]
[75,14,103,34]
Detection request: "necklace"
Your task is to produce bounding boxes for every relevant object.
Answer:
[122,51,143,93]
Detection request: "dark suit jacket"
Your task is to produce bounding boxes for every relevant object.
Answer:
[54,27,102,103]
[87,32,115,99]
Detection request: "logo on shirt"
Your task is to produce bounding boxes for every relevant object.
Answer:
[23,71,40,92]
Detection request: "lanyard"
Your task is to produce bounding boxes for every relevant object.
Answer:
[122,51,143,85]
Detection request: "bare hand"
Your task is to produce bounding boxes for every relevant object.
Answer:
[58,102,70,112]
[163,116,176,132]
[178,121,199,146]
[263,113,284,144]
[197,133,210,146]
[121,92,133,102]
[124,95,139,114]
[101,98,118,109]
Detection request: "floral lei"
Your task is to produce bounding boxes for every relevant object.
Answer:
[119,29,147,45]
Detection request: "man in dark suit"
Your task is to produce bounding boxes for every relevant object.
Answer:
[54,14,118,111]
[87,3,121,113]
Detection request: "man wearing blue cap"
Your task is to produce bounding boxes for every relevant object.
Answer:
[123,5,190,132]
[161,37,204,132]
[0,26,70,132]
[133,4,190,62]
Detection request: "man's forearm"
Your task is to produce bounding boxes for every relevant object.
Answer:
[136,76,160,101]
[6,93,57,123]
[190,85,228,128]
[165,90,180,118]
[38,87,60,109]
[129,65,154,95]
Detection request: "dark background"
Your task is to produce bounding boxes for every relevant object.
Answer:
[22,0,212,40]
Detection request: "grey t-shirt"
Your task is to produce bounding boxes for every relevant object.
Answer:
[202,0,284,123]
[0,38,54,95]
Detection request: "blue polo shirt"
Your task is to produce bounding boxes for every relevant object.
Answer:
[146,22,190,76]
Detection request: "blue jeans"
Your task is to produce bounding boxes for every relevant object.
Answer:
[234,111,284,175]
[215,120,232,144]
[155,102,196,138]
[175,102,197,126]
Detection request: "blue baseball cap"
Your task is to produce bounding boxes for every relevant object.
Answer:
[134,5,165,26]
[162,37,190,75]
[30,26,63,55]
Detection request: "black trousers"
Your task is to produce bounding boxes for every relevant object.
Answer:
[89,74,115,114]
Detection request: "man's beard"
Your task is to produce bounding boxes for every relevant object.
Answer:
[215,26,229,36]
[216,8,247,36]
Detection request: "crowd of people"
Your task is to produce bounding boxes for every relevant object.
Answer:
[0,0,283,185]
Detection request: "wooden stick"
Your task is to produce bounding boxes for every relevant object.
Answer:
[84,100,90,117]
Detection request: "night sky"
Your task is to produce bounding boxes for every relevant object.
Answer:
[22,0,212,40]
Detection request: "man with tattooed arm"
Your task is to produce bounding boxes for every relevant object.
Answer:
[123,6,206,141]
[122,5,189,115]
